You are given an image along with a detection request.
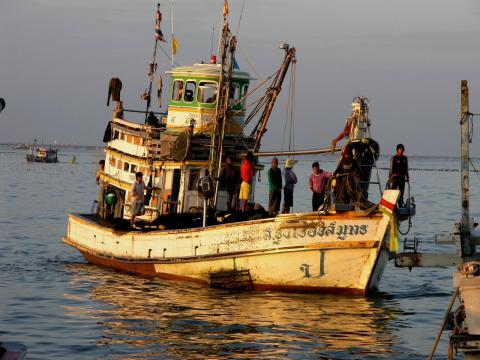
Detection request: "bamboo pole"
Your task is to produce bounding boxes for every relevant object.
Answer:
[253,147,341,157]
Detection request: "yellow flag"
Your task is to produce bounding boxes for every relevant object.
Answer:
[389,216,399,253]
[172,36,179,56]
[223,0,229,17]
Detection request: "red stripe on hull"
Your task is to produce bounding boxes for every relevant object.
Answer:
[79,250,365,295]
[379,198,395,212]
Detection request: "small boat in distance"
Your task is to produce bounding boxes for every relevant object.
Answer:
[14,143,29,150]
[26,140,58,163]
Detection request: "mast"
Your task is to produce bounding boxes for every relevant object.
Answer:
[208,16,237,208]
[460,80,475,260]
[251,45,296,153]
[144,3,162,123]
[213,36,237,206]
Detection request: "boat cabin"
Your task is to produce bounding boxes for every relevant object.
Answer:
[99,64,257,223]
[165,64,252,133]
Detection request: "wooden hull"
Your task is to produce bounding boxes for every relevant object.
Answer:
[64,190,399,295]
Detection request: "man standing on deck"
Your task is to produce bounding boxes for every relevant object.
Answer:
[130,172,146,228]
[388,144,409,207]
[268,157,282,216]
[240,152,255,212]
[282,159,297,214]
[331,111,357,151]
[334,147,361,204]
[218,156,240,211]
[95,160,105,215]
[309,162,332,211]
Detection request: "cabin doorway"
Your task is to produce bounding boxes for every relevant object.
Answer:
[170,169,181,213]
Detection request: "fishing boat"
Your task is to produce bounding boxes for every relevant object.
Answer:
[26,141,58,163]
[14,143,29,150]
[64,3,413,295]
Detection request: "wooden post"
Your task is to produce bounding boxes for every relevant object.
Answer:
[460,80,474,259]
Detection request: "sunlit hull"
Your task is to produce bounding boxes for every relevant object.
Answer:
[64,191,398,295]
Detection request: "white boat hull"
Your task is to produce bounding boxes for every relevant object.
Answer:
[64,191,399,295]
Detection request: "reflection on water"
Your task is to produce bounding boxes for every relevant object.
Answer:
[64,263,404,359]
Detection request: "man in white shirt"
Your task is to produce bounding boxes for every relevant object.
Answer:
[130,172,145,228]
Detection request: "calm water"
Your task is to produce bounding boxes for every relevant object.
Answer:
[0,145,477,359]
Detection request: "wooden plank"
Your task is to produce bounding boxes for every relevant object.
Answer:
[395,252,461,268]
[305,240,379,249]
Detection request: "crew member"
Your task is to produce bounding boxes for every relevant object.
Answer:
[268,157,282,216]
[331,111,357,151]
[240,152,255,212]
[96,160,105,184]
[389,144,409,207]
[218,156,241,211]
[282,159,297,214]
[333,147,361,204]
[309,162,332,211]
[95,160,105,215]
[130,172,146,228]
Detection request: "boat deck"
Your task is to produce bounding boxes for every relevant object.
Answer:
[80,203,382,234]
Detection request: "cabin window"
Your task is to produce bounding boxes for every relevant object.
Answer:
[130,164,137,173]
[123,162,130,171]
[198,82,218,104]
[242,84,249,106]
[114,130,120,140]
[110,157,116,167]
[188,168,201,191]
[172,80,184,101]
[117,160,123,169]
[229,84,240,103]
[184,81,196,103]
[121,132,127,141]
[164,170,173,190]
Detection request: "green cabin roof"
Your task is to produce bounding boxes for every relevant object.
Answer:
[166,63,254,80]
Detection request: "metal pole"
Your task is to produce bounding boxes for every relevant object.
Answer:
[460,80,474,260]
[253,147,341,157]
[171,0,174,69]
[203,198,207,227]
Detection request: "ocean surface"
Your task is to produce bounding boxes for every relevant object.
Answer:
[1,145,477,359]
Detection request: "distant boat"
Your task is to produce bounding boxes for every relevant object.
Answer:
[26,141,58,163]
[14,143,29,150]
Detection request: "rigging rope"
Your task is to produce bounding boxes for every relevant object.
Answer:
[159,45,181,67]
[236,45,261,79]
[235,0,247,36]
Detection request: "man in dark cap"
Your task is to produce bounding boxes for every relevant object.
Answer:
[218,156,241,211]
[268,157,282,216]
[130,172,146,227]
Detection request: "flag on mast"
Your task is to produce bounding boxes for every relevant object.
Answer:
[155,7,166,42]
[172,36,179,55]
[223,0,229,18]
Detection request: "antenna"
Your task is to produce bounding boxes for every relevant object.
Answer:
[210,26,215,60]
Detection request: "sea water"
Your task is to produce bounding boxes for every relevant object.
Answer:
[0,145,476,359]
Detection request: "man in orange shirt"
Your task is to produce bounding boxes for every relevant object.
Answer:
[239,152,255,212]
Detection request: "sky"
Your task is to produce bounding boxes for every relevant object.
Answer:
[1,0,480,156]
